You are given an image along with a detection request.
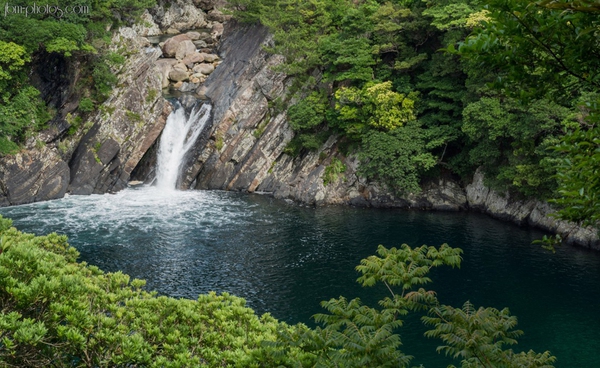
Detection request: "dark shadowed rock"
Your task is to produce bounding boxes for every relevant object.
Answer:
[0,148,69,206]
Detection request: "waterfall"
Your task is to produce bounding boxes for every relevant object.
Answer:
[155,102,212,190]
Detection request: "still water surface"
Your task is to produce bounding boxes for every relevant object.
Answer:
[1,187,599,367]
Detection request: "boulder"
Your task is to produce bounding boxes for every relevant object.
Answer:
[193,63,214,75]
[200,53,219,62]
[182,52,204,68]
[172,62,188,72]
[186,31,202,40]
[196,85,207,99]
[153,0,207,32]
[155,58,178,89]
[175,40,197,60]
[0,148,69,206]
[211,22,224,38]
[207,9,231,23]
[169,69,189,82]
[173,81,183,89]
[196,32,212,41]
[194,0,227,11]
[179,82,198,92]
[161,34,191,58]
[193,40,208,48]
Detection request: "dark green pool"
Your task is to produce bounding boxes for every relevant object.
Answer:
[2,187,599,367]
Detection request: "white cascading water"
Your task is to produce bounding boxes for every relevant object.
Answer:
[155,102,212,190]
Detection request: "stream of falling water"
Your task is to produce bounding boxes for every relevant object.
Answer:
[155,102,211,190]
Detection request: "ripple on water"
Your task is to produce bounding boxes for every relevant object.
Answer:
[1,188,600,367]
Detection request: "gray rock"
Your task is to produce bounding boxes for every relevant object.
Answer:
[196,85,207,99]
[466,167,599,248]
[169,69,189,81]
[175,40,197,60]
[0,148,69,206]
[193,40,208,48]
[155,58,178,88]
[200,53,219,62]
[152,0,207,32]
[192,63,214,75]
[186,31,202,40]
[179,81,198,92]
[67,26,172,196]
[162,34,191,58]
[211,22,224,38]
[207,10,231,22]
[182,52,204,68]
[172,62,188,72]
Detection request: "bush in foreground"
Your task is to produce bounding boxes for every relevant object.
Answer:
[0,216,555,367]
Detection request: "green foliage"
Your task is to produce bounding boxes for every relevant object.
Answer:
[532,234,562,253]
[125,110,142,123]
[0,0,156,154]
[0,86,50,154]
[277,242,554,367]
[288,91,328,131]
[0,216,291,367]
[424,301,556,368]
[334,82,418,136]
[65,113,83,136]
[456,0,600,102]
[322,157,346,186]
[78,97,95,112]
[0,41,29,90]
[215,133,224,151]
[359,122,437,194]
[239,0,600,227]
[551,126,600,226]
[92,61,118,102]
[462,97,569,197]
[145,89,158,104]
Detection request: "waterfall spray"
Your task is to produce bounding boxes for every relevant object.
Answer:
[155,102,212,190]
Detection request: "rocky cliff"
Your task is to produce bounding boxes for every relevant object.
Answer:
[0,0,222,204]
[184,20,599,249]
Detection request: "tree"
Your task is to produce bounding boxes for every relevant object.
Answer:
[455,0,600,224]
[274,243,555,367]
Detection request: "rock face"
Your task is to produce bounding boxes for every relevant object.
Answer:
[182,21,467,211]
[151,0,207,32]
[466,168,600,248]
[67,27,172,195]
[0,148,69,206]
[178,20,598,249]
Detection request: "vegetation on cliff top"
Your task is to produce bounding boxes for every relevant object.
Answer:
[1,215,555,367]
[0,0,155,154]
[229,0,600,226]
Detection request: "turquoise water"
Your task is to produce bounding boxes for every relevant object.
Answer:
[2,187,599,367]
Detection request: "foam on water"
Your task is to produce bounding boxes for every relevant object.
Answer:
[6,187,255,241]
